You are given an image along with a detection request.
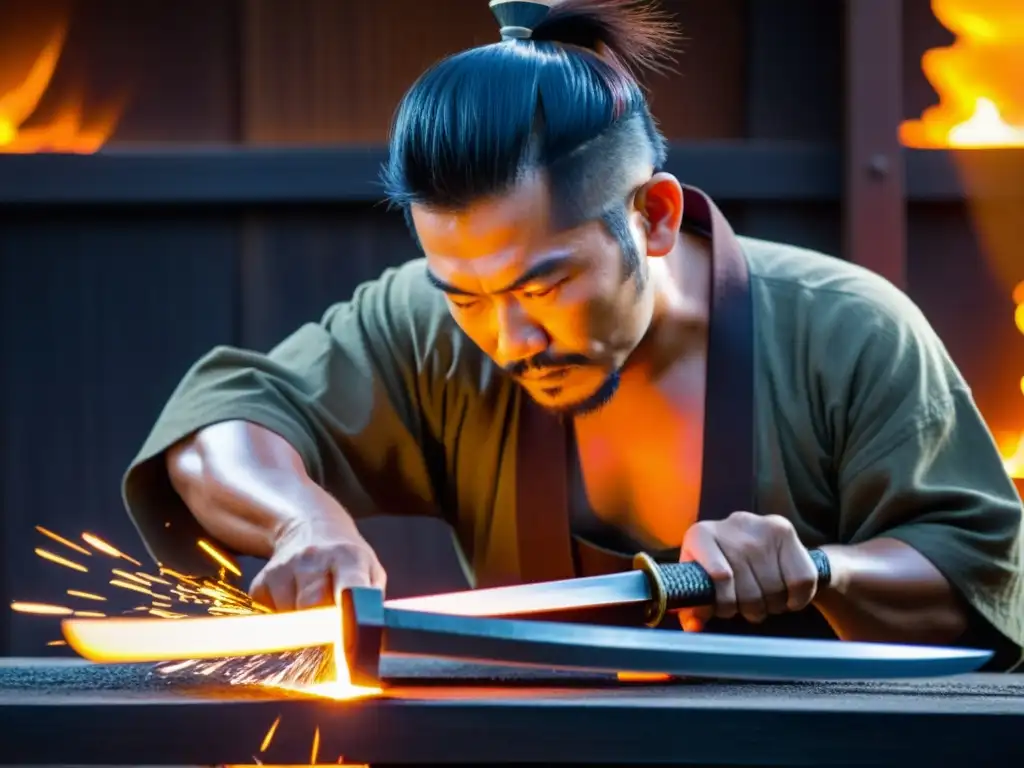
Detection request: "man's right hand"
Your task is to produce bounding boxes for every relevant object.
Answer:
[251,512,388,612]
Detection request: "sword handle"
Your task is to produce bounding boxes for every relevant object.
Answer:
[633,549,832,627]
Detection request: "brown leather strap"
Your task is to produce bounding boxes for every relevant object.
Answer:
[514,394,575,582]
[688,190,757,521]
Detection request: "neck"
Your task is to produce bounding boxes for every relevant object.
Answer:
[625,229,711,382]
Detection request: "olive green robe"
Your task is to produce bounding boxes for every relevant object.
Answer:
[122,187,1024,668]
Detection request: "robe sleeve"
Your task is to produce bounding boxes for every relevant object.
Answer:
[121,259,459,576]
[827,287,1024,670]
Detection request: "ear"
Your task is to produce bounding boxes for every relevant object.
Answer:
[635,173,684,257]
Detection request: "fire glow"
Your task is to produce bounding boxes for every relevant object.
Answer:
[1004,281,1024,479]
[0,21,120,153]
[899,1,1024,477]
[900,0,1024,149]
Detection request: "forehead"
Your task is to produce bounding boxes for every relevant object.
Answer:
[412,174,552,257]
[411,173,571,286]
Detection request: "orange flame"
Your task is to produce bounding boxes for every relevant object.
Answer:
[0,23,121,154]
[900,0,1024,148]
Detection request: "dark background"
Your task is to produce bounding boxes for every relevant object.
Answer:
[0,0,1021,655]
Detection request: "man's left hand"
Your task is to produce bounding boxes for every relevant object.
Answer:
[676,511,820,632]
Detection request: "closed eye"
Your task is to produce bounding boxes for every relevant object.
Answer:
[522,278,567,300]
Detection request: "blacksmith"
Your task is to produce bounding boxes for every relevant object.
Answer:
[121,0,1024,668]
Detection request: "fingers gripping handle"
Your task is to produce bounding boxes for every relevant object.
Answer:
[632,550,832,627]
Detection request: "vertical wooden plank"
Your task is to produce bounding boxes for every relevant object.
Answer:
[651,0,746,140]
[744,0,842,141]
[843,0,907,288]
[239,0,496,144]
[735,0,842,258]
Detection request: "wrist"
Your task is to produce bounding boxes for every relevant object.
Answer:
[816,544,856,598]
[267,478,363,550]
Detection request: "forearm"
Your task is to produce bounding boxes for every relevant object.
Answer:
[166,420,360,559]
[813,537,969,645]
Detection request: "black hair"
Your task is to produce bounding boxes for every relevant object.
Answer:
[381,0,680,282]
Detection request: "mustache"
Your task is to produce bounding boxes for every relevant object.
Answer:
[503,351,595,378]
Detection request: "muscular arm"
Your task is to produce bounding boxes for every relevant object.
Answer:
[122,260,455,579]
[166,420,365,560]
[814,538,968,644]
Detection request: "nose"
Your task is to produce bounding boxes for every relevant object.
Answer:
[494,299,547,368]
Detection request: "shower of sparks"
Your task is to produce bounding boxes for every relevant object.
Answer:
[15,528,344,689]
[17,528,269,627]
[15,526,379,766]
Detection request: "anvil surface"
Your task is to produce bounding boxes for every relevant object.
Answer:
[0,658,1022,767]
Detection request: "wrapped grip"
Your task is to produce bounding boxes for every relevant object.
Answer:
[632,549,832,627]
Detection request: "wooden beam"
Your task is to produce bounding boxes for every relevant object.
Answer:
[843,0,907,289]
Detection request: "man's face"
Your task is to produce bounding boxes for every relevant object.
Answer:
[412,173,655,416]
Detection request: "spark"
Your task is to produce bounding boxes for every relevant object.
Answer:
[109,579,159,598]
[35,548,88,572]
[35,526,92,556]
[11,601,72,615]
[46,640,66,646]
[260,716,281,752]
[81,532,142,566]
[198,539,242,577]
[135,571,171,586]
[159,566,192,582]
[111,569,152,587]
[72,610,106,618]
[310,727,320,764]
[67,589,106,602]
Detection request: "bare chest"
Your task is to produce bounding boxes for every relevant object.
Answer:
[572,375,706,552]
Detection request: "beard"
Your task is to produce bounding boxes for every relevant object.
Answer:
[504,351,622,417]
[542,368,621,417]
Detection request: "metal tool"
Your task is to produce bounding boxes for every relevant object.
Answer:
[60,549,992,686]
[340,586,992,687]
[62,581,993,687]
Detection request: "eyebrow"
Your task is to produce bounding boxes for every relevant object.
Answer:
[426,253,574,297]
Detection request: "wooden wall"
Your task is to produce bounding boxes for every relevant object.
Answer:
[0,0,1020,656]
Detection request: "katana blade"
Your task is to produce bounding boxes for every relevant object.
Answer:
[342,587,994,686]
[384,569,652,616]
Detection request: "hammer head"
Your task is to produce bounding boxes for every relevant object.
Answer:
[339,586,386,688]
